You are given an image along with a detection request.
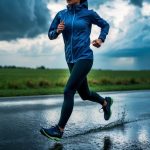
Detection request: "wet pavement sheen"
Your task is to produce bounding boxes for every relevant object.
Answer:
[0,90,150,150]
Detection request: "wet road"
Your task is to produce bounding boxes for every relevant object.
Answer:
[0,90,150,150]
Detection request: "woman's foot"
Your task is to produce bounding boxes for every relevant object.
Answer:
[102,97,113,120]
[40,125,63,141]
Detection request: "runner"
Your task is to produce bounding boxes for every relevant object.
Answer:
[40,0,113,141]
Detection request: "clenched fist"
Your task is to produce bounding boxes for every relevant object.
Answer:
[92,39,103,48]
[57,21,65,34]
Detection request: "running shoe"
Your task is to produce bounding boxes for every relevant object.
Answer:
[40,125,63,141]
[103,97,113,120]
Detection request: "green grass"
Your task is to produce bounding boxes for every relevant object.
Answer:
[0,68,150,97]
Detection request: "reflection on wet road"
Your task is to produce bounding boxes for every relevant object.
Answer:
[0,90,150,150]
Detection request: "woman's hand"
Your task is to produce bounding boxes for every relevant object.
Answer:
[92,39,103,48]
[57,21,65,34]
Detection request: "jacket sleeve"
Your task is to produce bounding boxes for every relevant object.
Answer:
[90,10,110,42]
[48,12,61,40]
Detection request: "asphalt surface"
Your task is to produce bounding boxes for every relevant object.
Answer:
[0,90,150,150]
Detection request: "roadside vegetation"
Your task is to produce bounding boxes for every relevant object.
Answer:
[0,66,150,97]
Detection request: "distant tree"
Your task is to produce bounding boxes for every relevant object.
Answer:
[1,65,34,69]
[3,65,17,68]
[11,66,16,68]
[36,66,46,70]
[4,65,8,68]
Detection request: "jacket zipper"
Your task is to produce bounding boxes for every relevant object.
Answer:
[71,8,75,62]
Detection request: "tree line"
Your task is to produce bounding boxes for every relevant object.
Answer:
[0,65,46,69]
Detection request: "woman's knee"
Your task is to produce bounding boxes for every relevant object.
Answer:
[80,93,90,101]
[64,87,76,97]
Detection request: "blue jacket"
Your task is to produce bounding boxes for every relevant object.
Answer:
[48,0,109,63]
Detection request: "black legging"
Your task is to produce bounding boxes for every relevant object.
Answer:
[58,59,105,128]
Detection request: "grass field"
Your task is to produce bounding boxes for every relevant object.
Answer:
[0,68,150,97]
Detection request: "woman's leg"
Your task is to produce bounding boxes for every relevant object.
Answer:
[68,62,105,105]
[58,59,93,129]
[77,77,105,105]
[77,75,113,122]
[40,59,113,140]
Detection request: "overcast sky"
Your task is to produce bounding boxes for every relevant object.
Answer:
[0,0,150,70]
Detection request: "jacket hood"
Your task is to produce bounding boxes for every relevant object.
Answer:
[80,0,88,9]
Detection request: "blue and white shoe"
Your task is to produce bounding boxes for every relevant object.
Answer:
[40,125,63,141]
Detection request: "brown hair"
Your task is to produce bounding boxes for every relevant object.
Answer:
[80,0,86,4]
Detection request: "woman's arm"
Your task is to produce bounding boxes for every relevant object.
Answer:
[48,12,61,40]
[90,10,110,42]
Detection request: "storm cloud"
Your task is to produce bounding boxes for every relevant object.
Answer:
[0,0,150,70]
[130,0,143,7]
[0,0,50,41]
[102,47,150,58]
[129,0,150,7]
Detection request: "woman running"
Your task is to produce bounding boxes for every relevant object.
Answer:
[40,0,113,141]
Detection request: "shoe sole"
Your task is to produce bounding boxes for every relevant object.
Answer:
[40,128,61,141]
[105,97,113,121]
[109,97,113,120]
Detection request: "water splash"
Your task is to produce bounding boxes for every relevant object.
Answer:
[65,106,150,139]
[66,107,127,139]
[117,104,127,122]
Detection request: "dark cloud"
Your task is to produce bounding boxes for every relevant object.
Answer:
[129,0,150,7]
[99,47,150,70]
[130,0,143,7]
[0,0,50,41]
[103,47,150,58]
